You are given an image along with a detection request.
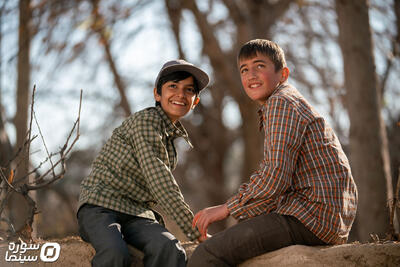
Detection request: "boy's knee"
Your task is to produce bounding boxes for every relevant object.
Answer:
[188,243,207,267]
[159,238,185,254]
[188,243,230,267]
[146,235,186,258]
[93,244,131,267]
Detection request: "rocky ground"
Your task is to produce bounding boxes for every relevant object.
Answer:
[0,236,399,266]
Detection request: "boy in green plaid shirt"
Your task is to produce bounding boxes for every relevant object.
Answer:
[77,60,209,267]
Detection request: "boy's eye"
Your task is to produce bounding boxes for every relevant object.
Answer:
[257,64,265,69]
[168,84,177,88]
[240,68,248,74]
[186,87,196,94]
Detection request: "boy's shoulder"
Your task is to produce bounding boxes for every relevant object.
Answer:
[268,83,303,108]
[133,107,161,121]
[121,107,164,132]
[266,83,318,122]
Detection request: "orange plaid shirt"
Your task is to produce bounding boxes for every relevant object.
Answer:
[227,83,358,244]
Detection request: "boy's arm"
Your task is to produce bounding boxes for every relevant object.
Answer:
[132,119,201,241]
[192,203,229,239]
[227,97,305,220]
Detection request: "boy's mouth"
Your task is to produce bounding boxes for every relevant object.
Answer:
[249,83,262,88]
[171,100,186,106]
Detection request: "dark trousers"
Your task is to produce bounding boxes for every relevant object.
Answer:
[188,213,326,267]
[77,204,186,267]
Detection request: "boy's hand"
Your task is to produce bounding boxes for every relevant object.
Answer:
[197,233,212,243]
[192,204,229,239]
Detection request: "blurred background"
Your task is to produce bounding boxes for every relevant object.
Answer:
[0,0,399,243]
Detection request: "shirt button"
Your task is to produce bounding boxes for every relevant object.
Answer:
[239,216,245,220]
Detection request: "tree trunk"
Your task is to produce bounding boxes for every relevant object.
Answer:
[0,111,13,168]
[239,99,263,180]
[15,0,31,177]
[0,109,13,223]
[103,39,132,116]
[165,2,295,229]
[9,0,32,233]
[91,0,131,117]
[0,6,13,168]
[395,0,400,47]
[336,0,393,241]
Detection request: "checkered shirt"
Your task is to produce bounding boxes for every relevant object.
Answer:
[78,105,200,240]
[227,83,358,245]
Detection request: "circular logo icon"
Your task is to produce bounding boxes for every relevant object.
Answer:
[40,242,60,262]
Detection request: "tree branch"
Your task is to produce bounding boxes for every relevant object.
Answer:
[165,0,185,59]
[0,88,82,241]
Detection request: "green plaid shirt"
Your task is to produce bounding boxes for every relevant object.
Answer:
[78,105,200,240]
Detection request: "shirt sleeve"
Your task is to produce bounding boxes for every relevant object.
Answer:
[227,96,305,220]
[131,119,201,241]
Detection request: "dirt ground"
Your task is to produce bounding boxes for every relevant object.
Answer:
[0,236,399,266]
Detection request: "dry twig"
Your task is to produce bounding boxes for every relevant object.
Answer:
[0,86,83,241]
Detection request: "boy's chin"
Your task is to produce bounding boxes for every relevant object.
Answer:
[166,110,191,122]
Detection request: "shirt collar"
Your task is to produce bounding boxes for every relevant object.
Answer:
[257,82,288,131]
[257,106,265,132]
[155,105,193,148]
[270,82,287,97]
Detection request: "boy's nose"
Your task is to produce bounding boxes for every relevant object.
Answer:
[248,71,258,80]
[176,87,185,97]
[249,68,258,78]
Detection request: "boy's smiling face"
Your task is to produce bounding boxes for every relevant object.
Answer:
[238,53,288,105]
[154,76,199,123]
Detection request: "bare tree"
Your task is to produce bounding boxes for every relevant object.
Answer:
[15,0,31,178]
[165,1,296,218]
[0,87,82,241]
[89,0,132,117]
[9,0,33,233]
[336,0,393,241]
[33,0,152,118]
[0,2,13,166]
[0,0,149,238]
[0,112,13,168]
[1,0,398,241]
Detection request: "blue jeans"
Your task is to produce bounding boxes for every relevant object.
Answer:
[188,213,326,267]
[77,204,186,267]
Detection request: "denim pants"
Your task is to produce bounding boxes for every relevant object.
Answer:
[77,204,186,267]
[188,213,326,267]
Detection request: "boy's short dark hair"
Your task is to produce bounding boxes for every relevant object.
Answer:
[155,71,199,106]
[238,39,287,72]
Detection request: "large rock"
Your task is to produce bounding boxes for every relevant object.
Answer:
[0,236,399,266]
[239,242,400,267]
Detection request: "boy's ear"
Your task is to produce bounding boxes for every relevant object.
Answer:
[153,87,161,102]
[280,67,290,83]
[191,96,200,109]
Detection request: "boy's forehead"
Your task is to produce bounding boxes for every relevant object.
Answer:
[238,53,271,67]
[239,51,258,61]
